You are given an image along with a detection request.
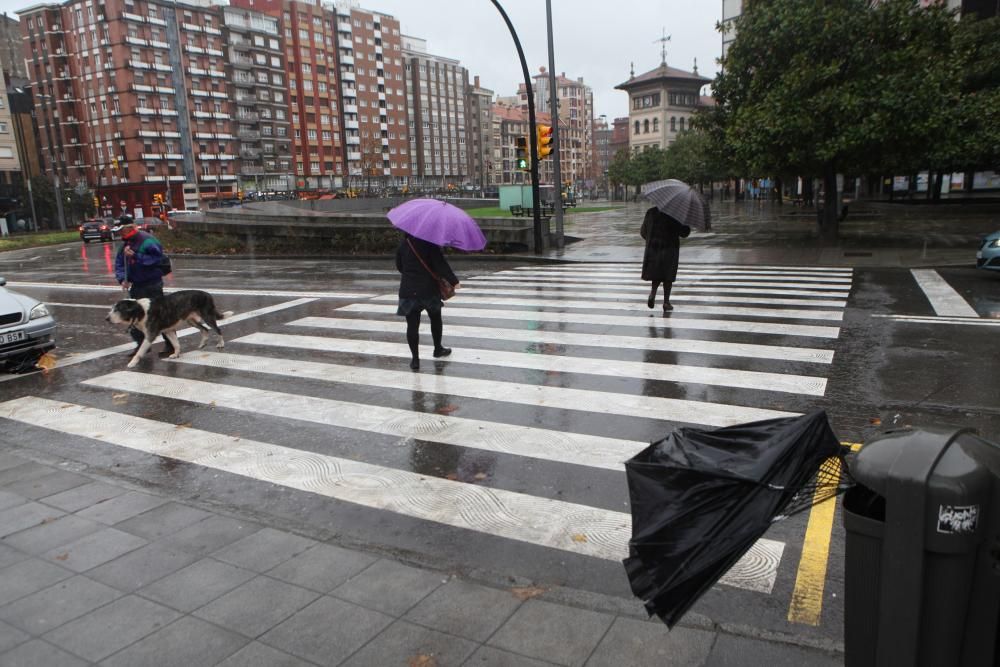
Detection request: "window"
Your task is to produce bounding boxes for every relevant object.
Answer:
[634,121,640,135]
[670,117,676,132]
[679,117,685,131]
[652,118,659,133]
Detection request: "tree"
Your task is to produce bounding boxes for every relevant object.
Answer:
[29,176,56,228]
[607,148,632,200]
[662,130,727,189]
[358,139,385,195]
[708,0,957,236]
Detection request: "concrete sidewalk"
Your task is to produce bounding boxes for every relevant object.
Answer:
[0,447,844,666]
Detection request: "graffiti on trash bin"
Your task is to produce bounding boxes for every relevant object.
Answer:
[936,504,979,534]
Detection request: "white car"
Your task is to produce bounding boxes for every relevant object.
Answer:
[0,277,56,372]
[167,209,202,218]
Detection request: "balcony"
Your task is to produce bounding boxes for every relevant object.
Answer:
[237,112,259,122]
[240,148,261,159]
[340,54,354,65]
[347,151,362,161]
[238,130,261,140]
[345,119,359,130]
[141,153,165,160]
[165,153,184,160]
[340,71,355,83]
[345,136,360,145]
[338,21,351,32]
[240,166,264,175]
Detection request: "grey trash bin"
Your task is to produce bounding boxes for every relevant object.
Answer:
[842,427,1000,667]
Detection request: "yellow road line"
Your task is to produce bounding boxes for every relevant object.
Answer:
[787,441,862,625]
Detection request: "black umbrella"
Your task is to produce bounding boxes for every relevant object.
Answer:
[623,410,849,628]
[641,179,711,231]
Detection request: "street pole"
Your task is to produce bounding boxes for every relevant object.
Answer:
[545,0,563,248]
[490,0,543,253]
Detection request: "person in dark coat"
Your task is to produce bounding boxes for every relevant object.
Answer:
[640,207,691,313]
[114,223,175,355]
[395,234,460,370]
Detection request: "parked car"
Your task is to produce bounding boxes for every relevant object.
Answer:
[134,217,170,233]
[79,218,113,243]
[977,231,1000,271]
[0,277,56,372]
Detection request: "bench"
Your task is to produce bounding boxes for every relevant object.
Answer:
[509,205,524,216]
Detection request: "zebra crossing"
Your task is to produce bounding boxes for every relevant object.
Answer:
[0,262,854,600]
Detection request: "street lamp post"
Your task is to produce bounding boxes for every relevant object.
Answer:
[35,94,67,231]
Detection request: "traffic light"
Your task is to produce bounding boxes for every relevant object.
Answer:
[110,157,119,170]
[92,196,99,210]
[514,136,529,171]
[536,124,553,160]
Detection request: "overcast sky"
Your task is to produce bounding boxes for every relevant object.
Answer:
[0,0,724,120]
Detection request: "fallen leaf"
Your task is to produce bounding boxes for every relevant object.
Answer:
[54,553,69,561]
[112,393,129,405]
[435,404,458,415]
[571,533,588,543]
[473,472,487,481]
[869,417,882,425]
[444,473,458,481]
[510,585,547,600]
[35,352,57,373]
[408,656,436,667]
[175,422,192,429]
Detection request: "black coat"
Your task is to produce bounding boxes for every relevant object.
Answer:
[640,207,691,282]
[396,235,459,299]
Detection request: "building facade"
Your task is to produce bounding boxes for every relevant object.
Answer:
[593,115,611,197]
[465,75,493,192]
[222,6,293,194]
[19,0,249,215]
[490,101,554,187]
[615,62,711,153]
[0,14,27,81]
[402,35,468,190]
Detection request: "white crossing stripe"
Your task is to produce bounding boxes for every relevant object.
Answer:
[872,314,1000,327]
[502,269,854,284]
[338,304,842,338]
[460,286,847,308]
[0,396,784,593]
[910,270,978,317]
[172,351,799,427]
[83,372,645,471]
[289,316,835,364]
[0,299,318,385]
[530,263,853,273]
[372,294,844,322]
[6,281,373,300]
[493,276,852,291]
[467,278,850,298]
[235,332,828,396]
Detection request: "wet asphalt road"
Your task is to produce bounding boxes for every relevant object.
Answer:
[1,220,998,646]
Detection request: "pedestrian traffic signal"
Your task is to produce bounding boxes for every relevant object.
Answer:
[514,136,529,171]
[92,196,99,210]
[536,124,553,160]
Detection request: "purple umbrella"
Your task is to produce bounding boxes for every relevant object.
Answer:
[387,198,487,251]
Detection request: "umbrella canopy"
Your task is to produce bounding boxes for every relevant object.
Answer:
[387,198,487,251]
[623,410,846,628]
[641,179,711,231]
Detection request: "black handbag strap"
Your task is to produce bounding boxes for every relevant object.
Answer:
[406,238,442,281]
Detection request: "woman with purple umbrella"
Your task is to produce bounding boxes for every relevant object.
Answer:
[395,234,459,370]
[388,199,485,371]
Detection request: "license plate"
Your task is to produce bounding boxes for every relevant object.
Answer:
[0,330,25,345]
[977,251,983,259]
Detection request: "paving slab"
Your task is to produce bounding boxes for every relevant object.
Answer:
[86,543,201,592]
[585,616,716,667]
[2,470,90,501]
[0,502,64,539]
[40,481,128,513]
[0,558,73,607]
[330,558,445,616]
[214,641,317,667]
[339,619,478,667]
[403,579,522,643]
[137,558,256,613]
[211,527,317,573]
[98,616,248,667]
[259,596,394,666]
[0,574,122,635]
[158,514,260,557]
[0,638,90,667]
[192,575,320,638]
[74,490,168,525]
[113,502,212,541]
[2,514,102,555]
[704,634,844,666]
[40,526,147,572]
[266,542,377,593]
[42,594,181,662]
[487,599,615,667]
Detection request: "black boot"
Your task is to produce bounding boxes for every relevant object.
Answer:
[433,347,452,358]
[410,357,420,371]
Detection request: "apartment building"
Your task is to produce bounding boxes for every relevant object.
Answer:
[0,86,20,208]
[402,35,468,189]
[222,6,293,193]
[593,115,611,196]
[19,0,244,214]
[615,61,711,153]
[517,68,594,190]
[466,74,493,191]
[0,13,27,80]
[334,2,408,188]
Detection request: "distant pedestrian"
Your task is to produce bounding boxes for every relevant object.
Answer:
[640,207,691,313]
[395,233,459,370]
[114,222,175,356]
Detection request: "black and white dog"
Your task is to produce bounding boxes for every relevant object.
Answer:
[106,290,233,368]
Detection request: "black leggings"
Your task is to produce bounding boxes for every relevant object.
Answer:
[649,281,673,302]
[405,308,442,360]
